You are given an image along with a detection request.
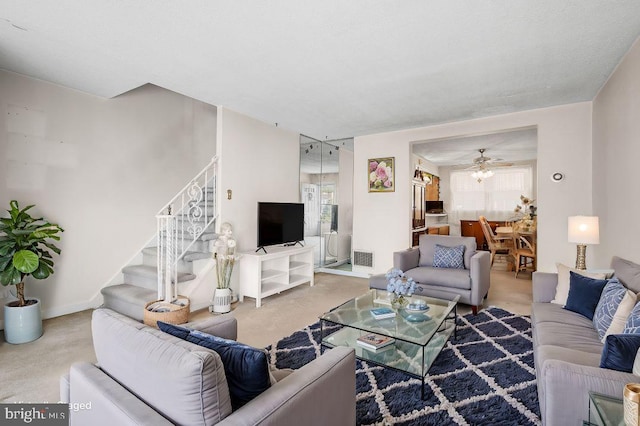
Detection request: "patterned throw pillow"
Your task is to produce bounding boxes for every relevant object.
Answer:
[433,244,465,269]
[623,302,640,334]
[593,278,630,341]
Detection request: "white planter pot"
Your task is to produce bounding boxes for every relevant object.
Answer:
[213,288,232,313]
[4,298,43,344]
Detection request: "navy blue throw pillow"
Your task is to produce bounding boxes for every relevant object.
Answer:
[563,271,608,320]
[600,334,640,372]
[158,321,271,410]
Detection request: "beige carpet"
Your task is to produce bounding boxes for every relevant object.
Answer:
[0,269,533,404]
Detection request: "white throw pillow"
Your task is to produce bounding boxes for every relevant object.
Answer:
[551,263,607,305]
[603,289,639,341]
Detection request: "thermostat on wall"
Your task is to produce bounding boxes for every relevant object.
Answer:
[551,172,564,182]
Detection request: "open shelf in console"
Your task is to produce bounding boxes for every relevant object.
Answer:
[239,245,314,307]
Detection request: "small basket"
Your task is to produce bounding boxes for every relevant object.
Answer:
[143,296,190,328]
[624,383,640,426]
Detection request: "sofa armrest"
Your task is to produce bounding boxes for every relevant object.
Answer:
[183,313,238,341]
[532,272,558,303]
[220,346,356,426]
[67,362,172,426]
[394,248,419,272]
[541,358,637,426]
[469,251,491,306]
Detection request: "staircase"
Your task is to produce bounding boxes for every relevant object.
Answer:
[101,157,219,321]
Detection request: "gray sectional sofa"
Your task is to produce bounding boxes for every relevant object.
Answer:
[370,235,491,314]
[532,256,640,426]
[60,308,356,425]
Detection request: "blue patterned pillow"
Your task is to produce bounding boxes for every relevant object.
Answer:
[433,244,465,269]
[623,302,640,334]
[593,278,626,340]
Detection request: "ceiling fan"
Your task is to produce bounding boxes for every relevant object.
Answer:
[464,149,514,182]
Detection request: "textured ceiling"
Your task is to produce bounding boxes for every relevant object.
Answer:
[1,1,640,139]
[413,128,538,167]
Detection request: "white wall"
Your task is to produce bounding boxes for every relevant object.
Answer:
[216,107,301,293]
[593,37,640,265]
[0,70,217,320]
[353,102,594,275]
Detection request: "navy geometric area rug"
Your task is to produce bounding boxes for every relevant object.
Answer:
[266,307,541,426]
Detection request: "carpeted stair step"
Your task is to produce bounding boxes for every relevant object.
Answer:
[142,246,211,262]
[101,284,157,321]
[122,265,196,290]
[199,231,218,241]
[156,234,216,252]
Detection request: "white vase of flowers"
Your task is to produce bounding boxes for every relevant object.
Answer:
[211,223,241,314]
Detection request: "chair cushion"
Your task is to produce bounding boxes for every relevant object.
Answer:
[593,278,636,341]
[405,266,471,290]
[551,263,607,306]
[564,272,608,320]
[534,321,604,354]
[531,302,597,330]
[158,321,271,410]
[418,235,476,269]
[433,244,465,269]
[600,334,640,373]
[91,309,232,425]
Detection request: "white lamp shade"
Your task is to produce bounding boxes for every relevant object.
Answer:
[568,216,600,244]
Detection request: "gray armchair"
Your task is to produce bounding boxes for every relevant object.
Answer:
[61,309,356,425]
[370,234,491,314]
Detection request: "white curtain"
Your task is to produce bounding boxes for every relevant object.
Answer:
[448,166,533,226]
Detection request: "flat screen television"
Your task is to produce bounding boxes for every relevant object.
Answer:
[426,200,444,213]
[257,202,304,252]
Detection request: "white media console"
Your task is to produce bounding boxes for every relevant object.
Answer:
[238,245,314,308]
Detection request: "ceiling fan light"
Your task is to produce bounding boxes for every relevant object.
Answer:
[471,168,493,183]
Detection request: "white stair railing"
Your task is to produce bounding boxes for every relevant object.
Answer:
[156,156,218,302]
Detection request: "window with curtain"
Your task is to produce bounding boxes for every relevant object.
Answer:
[449,166,533,221]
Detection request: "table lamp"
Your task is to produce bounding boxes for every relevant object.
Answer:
[568,216,599,270]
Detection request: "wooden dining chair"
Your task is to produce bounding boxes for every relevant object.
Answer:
[478,216,514,268]
[512,231,536,278]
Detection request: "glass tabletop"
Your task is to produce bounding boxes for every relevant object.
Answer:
[320,289,459,346]
[589,392,624,426]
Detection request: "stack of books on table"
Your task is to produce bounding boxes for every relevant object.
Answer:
[370,307,396,320]
[356,333,396,352]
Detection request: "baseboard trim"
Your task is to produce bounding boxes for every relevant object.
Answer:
[41,293,103,320]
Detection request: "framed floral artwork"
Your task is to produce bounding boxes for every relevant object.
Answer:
[368,157,394,192]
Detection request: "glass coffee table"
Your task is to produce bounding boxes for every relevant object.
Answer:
[319,289,459,399]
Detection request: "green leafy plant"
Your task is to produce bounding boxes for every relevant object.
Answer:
[0,200,63,307]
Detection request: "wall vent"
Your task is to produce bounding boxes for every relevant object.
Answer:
[353,250,374,268]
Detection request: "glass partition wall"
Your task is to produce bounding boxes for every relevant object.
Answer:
[299,135,353,272]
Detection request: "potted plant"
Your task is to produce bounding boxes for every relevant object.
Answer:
[0,200,63,344]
